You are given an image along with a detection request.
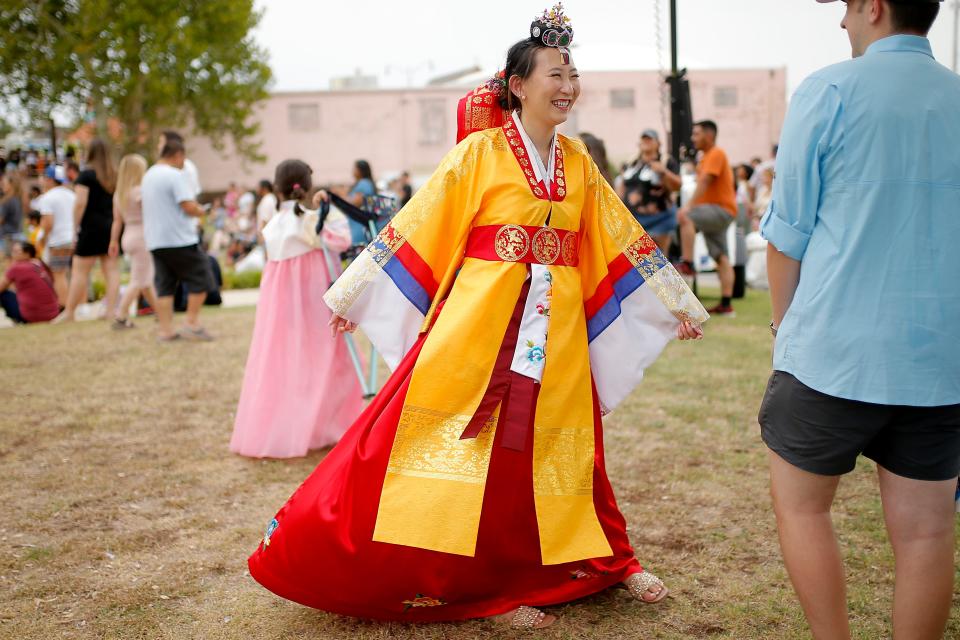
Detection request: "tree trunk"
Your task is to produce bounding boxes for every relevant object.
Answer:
[49,116,58,163]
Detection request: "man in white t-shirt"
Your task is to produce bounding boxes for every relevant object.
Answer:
[142,135,214,342]
[38,165,76,304]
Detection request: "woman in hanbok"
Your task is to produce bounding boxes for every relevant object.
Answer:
[248,5,707,629]
[230,160,363,458]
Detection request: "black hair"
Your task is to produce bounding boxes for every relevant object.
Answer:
[887,1,939,34]
[28,210,41,222]
[162,130,184,144]
[160,137,185,159]
[29,185,41,196]
[17,240,37,258]
[499,38,550,112]
[694,120,718,137]
[354,159,377,194]
[579,132,613,185]
[739,163,755,181]
[258,179,273,193]
[274,159,313,216]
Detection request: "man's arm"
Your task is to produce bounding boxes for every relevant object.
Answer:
[38,214,53,253]
[682,173,715,211]
[767,243,801,328]
[179,200,205,218]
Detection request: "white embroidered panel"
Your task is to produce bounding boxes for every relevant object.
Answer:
[510,265,552,382]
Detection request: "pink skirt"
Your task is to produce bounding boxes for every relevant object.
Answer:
[121,224,154,289]
[230,250,364,458]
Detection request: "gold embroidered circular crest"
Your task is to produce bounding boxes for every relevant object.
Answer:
[494,225,531,262]
[532,227,561,264]
[561,232,577,265]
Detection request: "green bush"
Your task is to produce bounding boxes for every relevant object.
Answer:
[222,269,262,290]
[91,277,105,301]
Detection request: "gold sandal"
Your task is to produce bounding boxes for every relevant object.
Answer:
[504,605,552,629]
[624,571,669,603]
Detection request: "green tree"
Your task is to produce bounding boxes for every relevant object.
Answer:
[0,0,272,160]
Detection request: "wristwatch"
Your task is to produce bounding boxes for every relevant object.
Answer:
[769,322,778,337]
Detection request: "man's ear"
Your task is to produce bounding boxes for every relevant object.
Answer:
[869,0,884,26]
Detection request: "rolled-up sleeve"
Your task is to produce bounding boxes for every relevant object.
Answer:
[760,76,842,261]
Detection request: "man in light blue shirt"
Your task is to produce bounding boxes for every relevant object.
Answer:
[759,2,958,638]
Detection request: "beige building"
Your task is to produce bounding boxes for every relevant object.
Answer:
[188,67,786,192]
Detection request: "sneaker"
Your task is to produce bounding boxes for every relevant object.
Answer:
[675,262,696,277]
[706,303,736,318]
[178,326,215,342]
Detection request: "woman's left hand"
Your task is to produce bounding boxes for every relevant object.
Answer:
[677,320,703,341]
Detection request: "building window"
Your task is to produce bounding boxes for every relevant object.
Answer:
[288,104,320,131]
[714,87,738,108]
[419,98,447,145]
[610,88,635,109]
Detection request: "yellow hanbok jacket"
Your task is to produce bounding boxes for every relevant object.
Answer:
[325,116,707,566]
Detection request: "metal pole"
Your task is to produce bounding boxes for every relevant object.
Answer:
[670,0,678,75]
[949,1,959,72]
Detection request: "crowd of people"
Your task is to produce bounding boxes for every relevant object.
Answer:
[0,135,415,334]
[573,124,779,319]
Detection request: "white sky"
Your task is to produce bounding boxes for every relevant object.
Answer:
[253,0,958,96]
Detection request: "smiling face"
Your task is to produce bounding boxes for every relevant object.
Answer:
[510,47,580,129]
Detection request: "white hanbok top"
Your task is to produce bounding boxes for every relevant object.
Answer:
[262,200,352,262]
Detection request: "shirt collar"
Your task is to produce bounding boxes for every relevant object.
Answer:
[864,34,933,58]
[511,110,556,187]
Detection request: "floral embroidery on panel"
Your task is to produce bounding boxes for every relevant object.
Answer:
[262,518,279,549]
[402,594,447,611]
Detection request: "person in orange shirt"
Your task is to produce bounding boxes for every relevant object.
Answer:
[677,120,738,316]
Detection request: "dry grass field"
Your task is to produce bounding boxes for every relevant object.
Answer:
[2,289,957,639]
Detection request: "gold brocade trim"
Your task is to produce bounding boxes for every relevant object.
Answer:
[494,225,531,262]
[532,426,594,497]
[532,227,561,264]
[386,405,498,484]
[323,135,491,318]
[595,164,709,325]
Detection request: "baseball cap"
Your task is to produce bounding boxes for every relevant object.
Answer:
[640,129,660,141]
[44,165,66,183]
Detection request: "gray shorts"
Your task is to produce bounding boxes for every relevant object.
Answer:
[759,371,960,481]
[688,204,734,260]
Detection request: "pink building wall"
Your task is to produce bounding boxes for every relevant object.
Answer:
[188,67,786,192]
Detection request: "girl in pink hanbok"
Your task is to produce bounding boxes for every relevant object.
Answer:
[230,159,364,458]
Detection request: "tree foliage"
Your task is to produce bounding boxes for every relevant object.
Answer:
[0,0,272,160]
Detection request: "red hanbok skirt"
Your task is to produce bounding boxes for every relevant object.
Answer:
[248,315,643,622]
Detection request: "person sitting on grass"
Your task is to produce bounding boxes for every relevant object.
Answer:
[0,241,60,324]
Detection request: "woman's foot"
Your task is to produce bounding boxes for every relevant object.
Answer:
[493,606,556,629]
[51,311,74,324]
[111,317,135,330]
[624,571,669,603]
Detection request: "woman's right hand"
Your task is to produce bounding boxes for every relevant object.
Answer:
[108,240,119,258]
[328,314,357,337]
[312,189,330,208]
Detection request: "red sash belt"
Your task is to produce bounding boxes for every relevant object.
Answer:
[465,224,579,267]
